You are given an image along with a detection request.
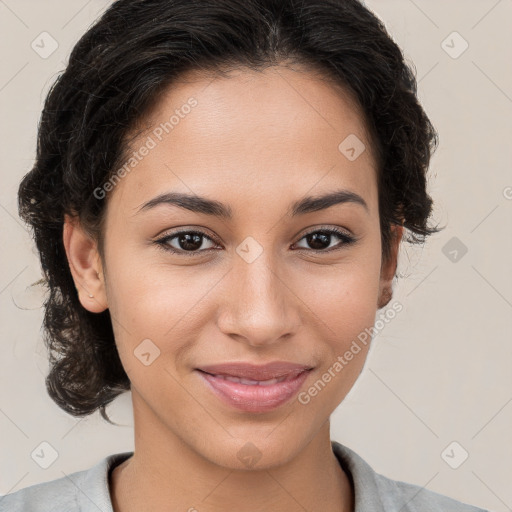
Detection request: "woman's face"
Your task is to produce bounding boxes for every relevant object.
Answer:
[67,65,401,469]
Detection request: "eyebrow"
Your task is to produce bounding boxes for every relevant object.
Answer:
[135,189,369,219]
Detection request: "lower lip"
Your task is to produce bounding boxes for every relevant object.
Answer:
[196,369,311,413]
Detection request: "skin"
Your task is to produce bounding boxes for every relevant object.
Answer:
[63,63,402,512]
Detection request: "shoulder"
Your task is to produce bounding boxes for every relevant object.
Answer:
[0,452,133,512]
[331,441,490,512]
[372,471,489,511]
[0,472,79,512]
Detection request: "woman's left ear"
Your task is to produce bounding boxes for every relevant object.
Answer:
[62,214,108,313]
[377,224,403,309]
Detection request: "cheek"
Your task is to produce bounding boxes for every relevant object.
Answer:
[311,268,379,367]
[298,244,382,335]
[103,246,225,376]
[107,257,221,331]
[295,242,382,395]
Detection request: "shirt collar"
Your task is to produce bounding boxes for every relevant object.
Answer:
[76,451,133,512]
[332,440,386,511]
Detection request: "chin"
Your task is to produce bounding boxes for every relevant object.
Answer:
[193,431,308,471]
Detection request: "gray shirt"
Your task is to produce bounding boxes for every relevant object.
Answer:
[0,441,490,511]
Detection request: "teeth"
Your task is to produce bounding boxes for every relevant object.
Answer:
[214,374,288,386]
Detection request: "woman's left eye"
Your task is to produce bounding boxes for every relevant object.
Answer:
[153,227,356,257]
[293,227,356,253]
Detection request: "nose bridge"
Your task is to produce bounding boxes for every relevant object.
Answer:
[240,249,282,308]
[235,241,287,315]
[218,237,300,345]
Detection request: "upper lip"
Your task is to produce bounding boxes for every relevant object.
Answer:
[196,362,314,381]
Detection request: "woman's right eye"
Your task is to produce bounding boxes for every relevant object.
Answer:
[154,230,219,256]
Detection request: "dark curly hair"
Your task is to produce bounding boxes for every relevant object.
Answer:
[18,0,441,423]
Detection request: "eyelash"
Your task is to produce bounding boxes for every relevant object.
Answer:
[153,227,357,257]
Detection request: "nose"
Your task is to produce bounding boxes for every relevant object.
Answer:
[216,250,302,347]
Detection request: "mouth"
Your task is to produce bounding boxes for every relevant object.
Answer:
[195,365,313,413]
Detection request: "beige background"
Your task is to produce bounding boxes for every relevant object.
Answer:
[0,1,511,510]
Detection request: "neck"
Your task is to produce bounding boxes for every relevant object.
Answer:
[110,393,354,512]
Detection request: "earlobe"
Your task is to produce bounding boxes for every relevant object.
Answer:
[62,214,108,313]
[377,224,403,309]
[377,286,393,310]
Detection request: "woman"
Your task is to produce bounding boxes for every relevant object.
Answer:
[1,0,489,510]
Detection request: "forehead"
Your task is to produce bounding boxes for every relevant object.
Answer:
[108,65,378,216]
